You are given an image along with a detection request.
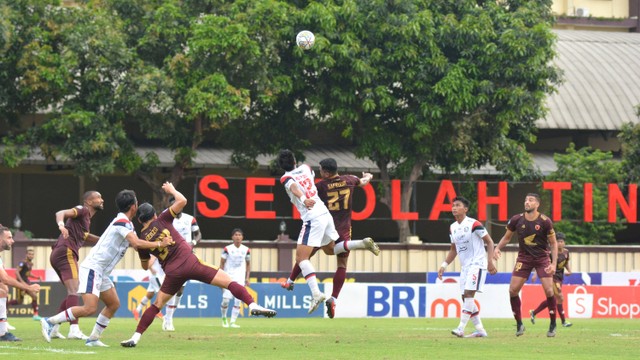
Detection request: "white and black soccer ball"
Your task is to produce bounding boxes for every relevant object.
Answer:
[296,30,315,50]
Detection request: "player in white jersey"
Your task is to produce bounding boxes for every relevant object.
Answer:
[277,149,380,314]
[0,225,41,342]
[41,190,173,347]
[133,255,165,321]
[160,197,202,331]
[438,196,497,338]
[220,228,251,328]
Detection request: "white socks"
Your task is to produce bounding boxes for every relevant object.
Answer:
[299,260,321,297]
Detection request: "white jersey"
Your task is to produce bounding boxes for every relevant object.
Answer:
[0,256,3,268]
[449,216,489,268]
[221,244,250,284]
[81,212,134,275]
[280,164,329,221]
[173,212,199,245]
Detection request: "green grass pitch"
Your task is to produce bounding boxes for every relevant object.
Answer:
[1,317,638,359]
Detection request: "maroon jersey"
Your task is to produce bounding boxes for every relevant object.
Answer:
[554,248,570,282]
[52,205,92,256]
[138,208,193,274]
[317,174,361,240]
[17,258,33,284]
[506,212,555,258]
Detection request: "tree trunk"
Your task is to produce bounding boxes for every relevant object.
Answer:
[376,158,426,243]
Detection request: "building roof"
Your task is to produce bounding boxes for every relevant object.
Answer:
[539,30,640,130]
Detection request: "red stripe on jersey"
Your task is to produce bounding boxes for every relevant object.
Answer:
[191,217,196,225]
[114,219,131,226]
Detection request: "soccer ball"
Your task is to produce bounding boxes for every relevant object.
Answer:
[296,30,315,50]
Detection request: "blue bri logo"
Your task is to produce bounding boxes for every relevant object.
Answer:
[367,286,427,317]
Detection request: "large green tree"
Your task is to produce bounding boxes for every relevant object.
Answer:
[273,0,560,241]
[545,144,625,245]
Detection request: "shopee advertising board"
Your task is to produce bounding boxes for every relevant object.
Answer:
[324,283,512,318]
[521,285,640,319]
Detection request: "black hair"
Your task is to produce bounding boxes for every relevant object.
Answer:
[526,193,541,203]
[278,149,296,171]
[319,158,338,173]
[137,202,156,223]
[231,228,244,236]
[452,196,470,209]
[116,190,137,212]
[556,232,566,240]
[83,190,99,202]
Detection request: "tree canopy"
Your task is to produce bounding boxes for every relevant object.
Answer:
[2,0,562,240]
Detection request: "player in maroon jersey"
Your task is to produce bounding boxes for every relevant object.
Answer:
[49,190,104,340]
[530,232,573,327]
[121,182,276,348]
[8,249,42,320]
[494,193,558,337]
[281,158,374,319]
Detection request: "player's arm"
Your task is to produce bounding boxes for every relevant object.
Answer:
[15,264,27,284]
[163,182,187,215]
[482,233,497,275]
[565,262,572,276]
[0,267,40,293]
[546,233,558,275]
[219,257,226,270]
[358,172,373,186]
[438,244,457,280]
[84,233,100,244]
[493,228,514,260]
[245,255,251,286]
[126,231,173,251]
[290,182,315,208]
[191,224,202,247]
[55,208,77,239]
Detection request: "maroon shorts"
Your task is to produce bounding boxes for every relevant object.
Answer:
[512,253,552,279]
[50,246,79,282]
[160,254,219,295]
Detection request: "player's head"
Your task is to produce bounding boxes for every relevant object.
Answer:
[278,149,296,171]
[26,248,35,260]
[116,189,138,213]
[84,190,104,211]
[137,203,157,224]
[524,193,541,213]
[231,228,244,246]
[319,158,338,178]
[451,196,470,218]
[556,231,566,248]
[0,225,13,251]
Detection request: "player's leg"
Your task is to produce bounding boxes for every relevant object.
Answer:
[164,284,184,330]
[325,249,349,319]
[510,256,534,336]
[83,284,120,347]
[536,259,557,337]
[282,247,321,291]
[0,282,20,341]
[52,248,85,339]
[556,282,571,326]
[27,288,41,320]
[531,297,549,324]
[333,237,380,256]
[121,290,174,347]
[230,298,242,327]
[220,289,232,327]
[41,291,98,343]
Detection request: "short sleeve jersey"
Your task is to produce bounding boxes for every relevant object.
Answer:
[53,205,92,255]
[172,213,199,245]
[138,208,193,274]
[506,213,555,258]
[280,164,329,221]
[17,258,33,281]
[449,216,489,268]
[316,174,361,235]
[221,244,250,282]
[554,248,570,282]
[81,213,134,275]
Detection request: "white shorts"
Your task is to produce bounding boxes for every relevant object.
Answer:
[297,213,338,248]
[146,274,165,293]
[77,266,114,297]
[459,265,487,294]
